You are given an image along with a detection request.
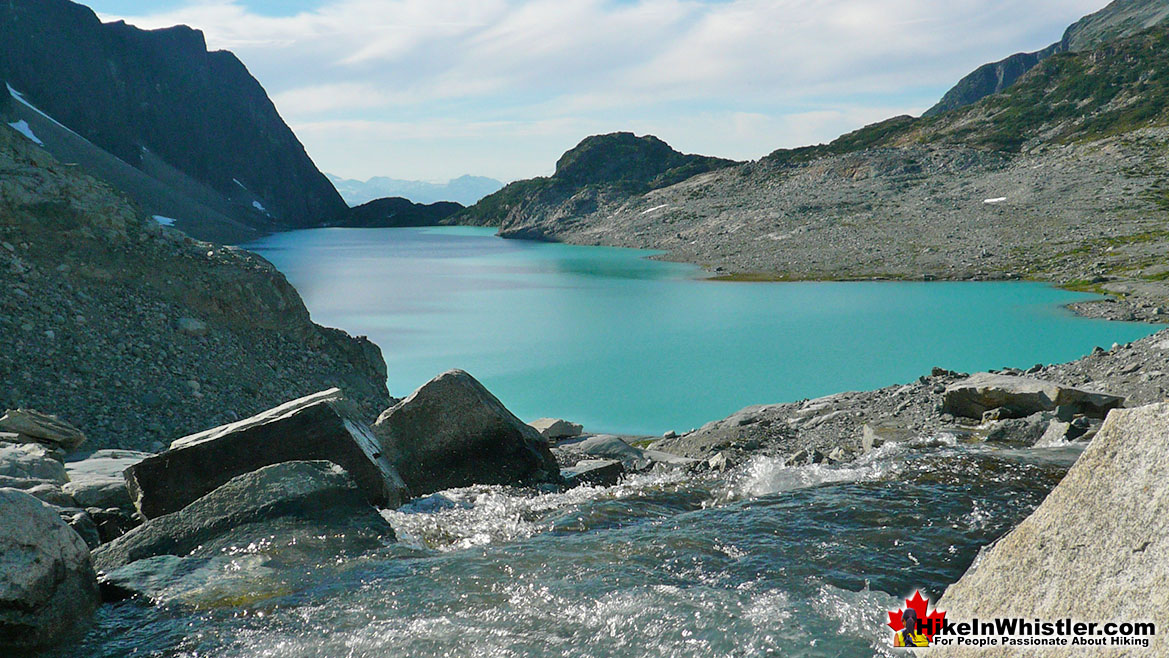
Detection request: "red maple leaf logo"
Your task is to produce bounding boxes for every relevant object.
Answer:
[888,590,947,641]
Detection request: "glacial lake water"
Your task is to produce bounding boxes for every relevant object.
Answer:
[52,228,1162,658]
[247,226,1157,435]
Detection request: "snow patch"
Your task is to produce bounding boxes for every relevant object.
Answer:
[7,120,43,146]
[640,204,668,215]
[6,84,80,137]
[233,178,247,190]
[252,200,269,215]
[153,215,177,226]
[983,197,1007,204]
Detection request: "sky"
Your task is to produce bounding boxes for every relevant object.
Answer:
[86,0,1107,183]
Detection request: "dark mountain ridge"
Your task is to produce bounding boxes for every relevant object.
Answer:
[0,0,347,241]
[344,197,464,228]
[925,0,1169,116]
[453,132,737,229]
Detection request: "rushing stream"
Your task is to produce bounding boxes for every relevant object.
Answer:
[51,437,1080,657]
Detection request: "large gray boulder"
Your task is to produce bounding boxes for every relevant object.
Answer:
[942,373,1123,419]
[0,489,100,651]
[125,389,408,519]
[0,409,86,452]
[94,461,394,573]
[373,370,559,496]
[933,402,1169,656]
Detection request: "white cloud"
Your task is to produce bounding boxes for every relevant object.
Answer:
[97,0,1108,181]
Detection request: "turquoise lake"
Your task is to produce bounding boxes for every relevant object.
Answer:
[247,227,1159,435]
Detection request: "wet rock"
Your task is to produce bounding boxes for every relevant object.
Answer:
[942,373,1123,419]
[984,412,1052,445]
[1032,420,1074,448]
[0,409,86,452]
[373,370,559,496]
[935,402,1169,656]
[126,389,408,519]
[860,423,916,453]
[529,418,584,440]
[0,489,100,651]
[562,459,625,487]
[94,461,394,572]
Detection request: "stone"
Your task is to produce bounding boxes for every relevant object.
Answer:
[942,373,1123,420]
[0,408,86,451]
[573,435,652,471]
[57,507,101,549]
[125,389,408,519]
[25,483,77,507]
[984,412,1053,445]
[561,459,625,487]
[175,317,209,337]
[0,489,100,651]
[860,423,916,453]
[64,449,153,511]
[1032,420,1074,448]
[93,461,394,572]
[87,507,140,544]
[373,370,559,496]
[707,452,732,472]
[529,418,584,440]
[0,443,68,485]
[934,403,1169,656]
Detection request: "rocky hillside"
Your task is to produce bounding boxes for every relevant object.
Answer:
[463,22,1169,316]
[452,132,737,233]
[0,0,347,242]
[0,121,391,451]
[925,0,1169,116]
[343,197,464,228]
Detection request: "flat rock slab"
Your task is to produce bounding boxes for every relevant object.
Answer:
[934,402,1169,657]
[0,489,100,651]
[125,389,408,519]
[94,461,394,573]
[0,408,86,451]
[64,450,154,511]
[942,373,1123,419]
[373,370,559,496]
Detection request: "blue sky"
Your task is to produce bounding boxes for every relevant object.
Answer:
[87,0,1107,183]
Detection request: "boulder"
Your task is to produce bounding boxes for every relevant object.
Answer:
[0,443,68,485]
[64,449,153,511]
[0,409,86,451]
[572,435,652,470]
[530,418,584,440]
[373,370,559,496]
[934,403,1169,656]
[93,461,394,572]
[942,373,1123,420]
[562,459,625,487]
[125,389,408,519]
[0,489,100,651]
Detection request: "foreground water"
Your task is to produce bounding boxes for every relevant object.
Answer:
[54,439,1080,657]
[247,227,1155,435]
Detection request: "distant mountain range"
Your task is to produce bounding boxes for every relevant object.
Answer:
[0,0,346,243]
[327,174,504,207]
